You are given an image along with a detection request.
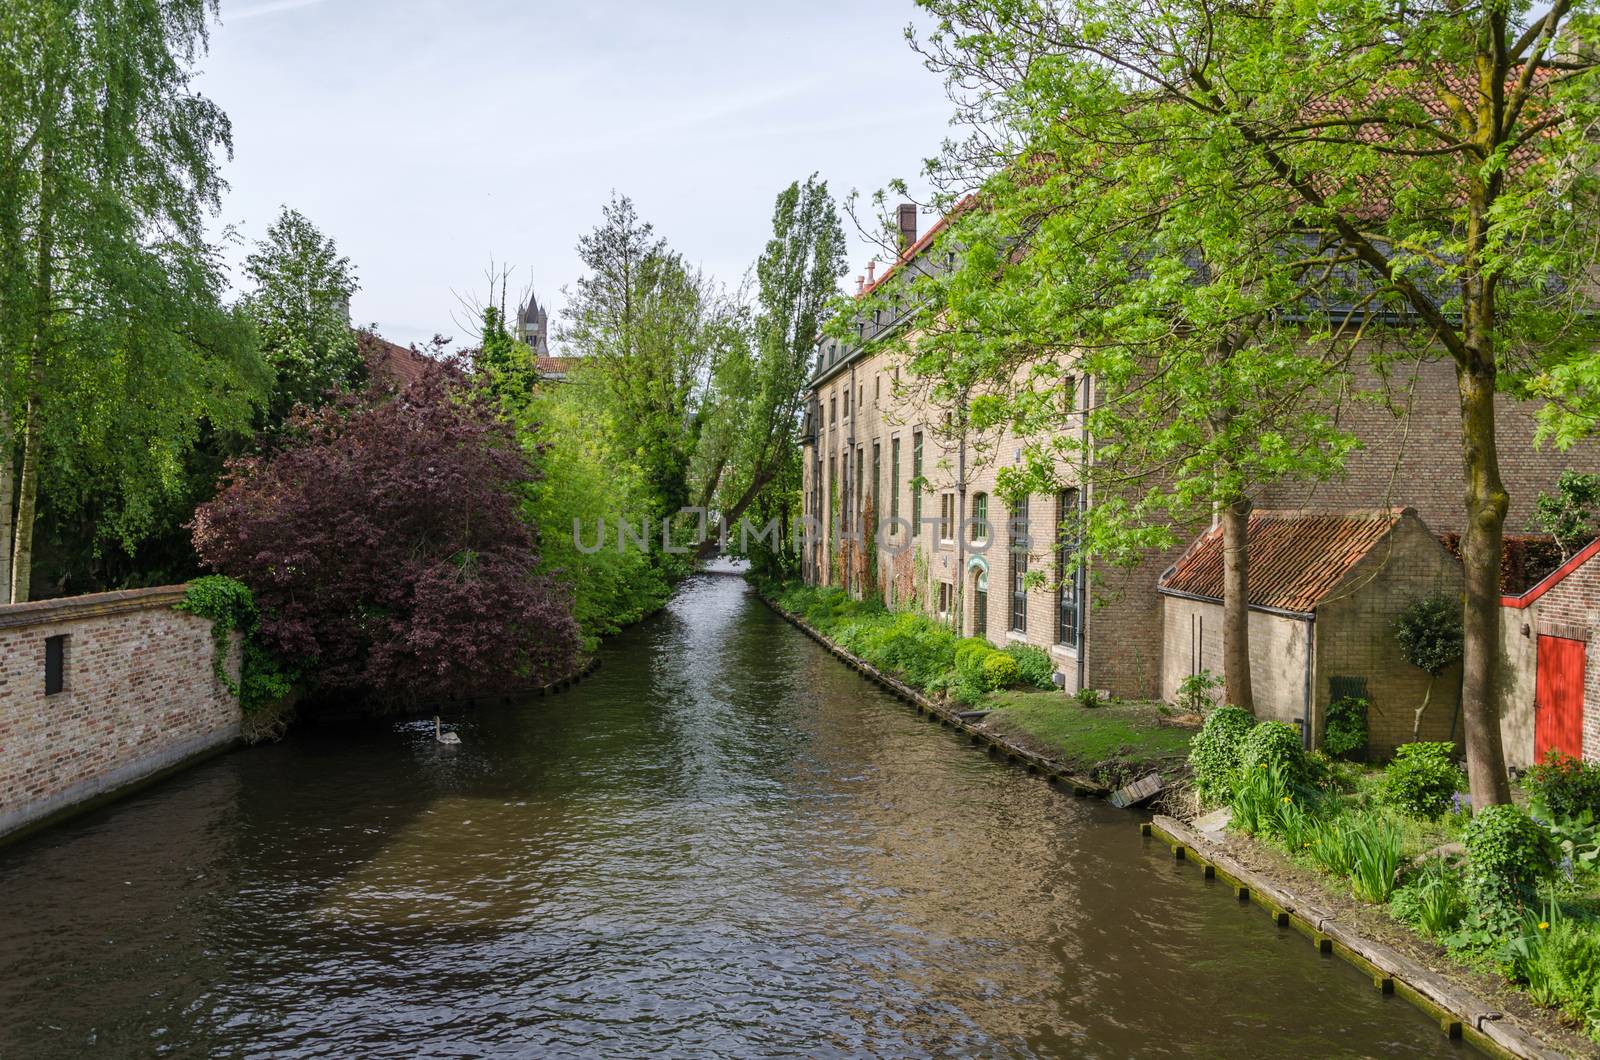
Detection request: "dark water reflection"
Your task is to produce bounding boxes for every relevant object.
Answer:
[0,576,1469,1057]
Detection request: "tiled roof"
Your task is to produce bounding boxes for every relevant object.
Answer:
[359,331,435,389]
[1159,508,1411,614]
[536,356,580,378]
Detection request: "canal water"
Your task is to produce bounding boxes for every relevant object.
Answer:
[0,575,1468,1057]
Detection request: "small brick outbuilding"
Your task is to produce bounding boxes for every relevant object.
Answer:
[1497,538,1600,768]
[1158,508,1464,757]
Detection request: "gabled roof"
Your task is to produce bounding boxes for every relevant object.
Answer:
[1503,535,1600,610]
[1159,507,1412,615]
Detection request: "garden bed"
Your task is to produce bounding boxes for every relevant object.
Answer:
[1183,705,1600,1056]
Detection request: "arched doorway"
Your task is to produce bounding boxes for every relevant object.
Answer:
[967,556,989,639]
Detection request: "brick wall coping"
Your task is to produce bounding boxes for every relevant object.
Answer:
[1502,536,1600,610]
[0,584,189,632]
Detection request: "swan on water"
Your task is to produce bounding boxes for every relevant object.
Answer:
[434,716,461,745]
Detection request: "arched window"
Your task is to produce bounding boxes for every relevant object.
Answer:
[970,493,989,544]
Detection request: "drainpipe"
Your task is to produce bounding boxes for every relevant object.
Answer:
[1077,376,1091,695]
[848,361,857,594]
[1301,615,1316,749]
[956,386,968,636]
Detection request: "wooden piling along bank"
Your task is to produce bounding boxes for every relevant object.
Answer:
[1145,815,1572,1060]
[757,592,1109,797]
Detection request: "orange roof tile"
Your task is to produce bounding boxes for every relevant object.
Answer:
[1159,508,1412,614]
[536,356,580,378]
[358,331,436,389]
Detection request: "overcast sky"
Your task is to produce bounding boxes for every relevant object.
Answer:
[197,0,956,350]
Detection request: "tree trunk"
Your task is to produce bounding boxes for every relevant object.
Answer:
[12,145,52,606]
[695,465,776,560]
[1221,494,1255,713]
[10,367,40,604]
[0,404,14,601]
[1457,361,1513,807]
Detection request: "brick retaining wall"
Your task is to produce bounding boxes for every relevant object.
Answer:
[0,585,242,842]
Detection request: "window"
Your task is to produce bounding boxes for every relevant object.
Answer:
[890,437,901,521]
[854,448,864,529]
[939,494,955,542]
[938,582,953,615]
[1010,496,1029,633]
[828,455,836,532]
[45,634,67,696]
[1057,489,1082,648]
[970,493,989,545]
[911,432,924,537]
[830,394,836,425]
[875,376,881,402]
[1062,374,1078,417]
[841,451,851,531]
[871,441,881,520]
[844,387,851,418]
[858,385,863,410]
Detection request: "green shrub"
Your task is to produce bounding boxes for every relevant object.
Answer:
[1463,804,1558,925]
[1005,643,1056,689]
[1347,816,1403,903]
[1175,669,1222,714]
[1378,742,1464,819]
[1505,902,1600,1039]
[1240,720,1307,782]
[853,611,958,689]
[1322,696,1368,759]
[955,637,993,675]
[980,651,1022,691]
[1525,751,1600,822]
[1189,706,1256,804]
[1390,860,1468,937]
[1071,687,1104,709]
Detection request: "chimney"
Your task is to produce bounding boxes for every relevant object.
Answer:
[865,260,877,286]
[855,275,864,294]
[897,203,918,253]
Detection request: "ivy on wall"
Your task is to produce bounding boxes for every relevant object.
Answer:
[176,576,297,715]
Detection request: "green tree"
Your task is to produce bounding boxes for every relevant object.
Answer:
[906,0,1600,807]
[242,207,361,423]
[698,176,847,559]
[0,0,266,602]
[559,193,739,529]
[1530,470,1600,560]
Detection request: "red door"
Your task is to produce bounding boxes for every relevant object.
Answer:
[1535,635,1587,760]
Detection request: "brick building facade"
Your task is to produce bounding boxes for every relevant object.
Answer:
[1158,509,1465,757]
[800,204,1600,715]
[1498,540,1600,767]
[0,586,242,842]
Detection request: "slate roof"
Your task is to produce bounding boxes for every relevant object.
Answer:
[1159,508,1411,614]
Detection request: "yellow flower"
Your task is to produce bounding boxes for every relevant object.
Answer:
[1259,763,1268,770]
[1539,922,1550,931]
[1281,795,1293,804]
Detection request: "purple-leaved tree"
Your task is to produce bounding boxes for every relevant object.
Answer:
[193,360,580,710]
